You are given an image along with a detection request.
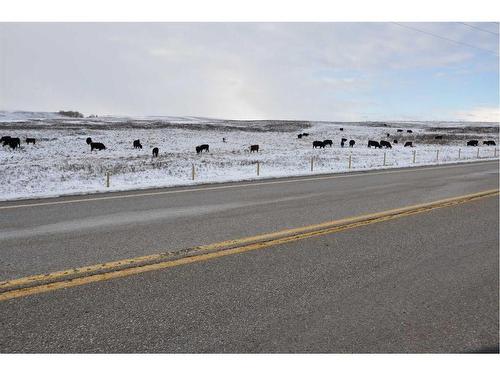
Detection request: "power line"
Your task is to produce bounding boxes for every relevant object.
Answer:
[458,22,499,36]
[392,22,499,56]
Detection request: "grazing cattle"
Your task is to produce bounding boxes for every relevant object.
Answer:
[349,140,355,147]
[434,135,443,140]
[133,139,142,149]
[368,140,381,148]
[407,130,413,133]
[26,138,36,145]
[397,129,403,132]
[298,134,303,139]
[339,128,344,131]
[152,147,159,157]
[86,137,92,145]
[302,133,309,137]
[222,137,226,143]
[323,139,333,147]
[483,140,496,146]
[1,136,12,144]
[90,142,106,151]
[386,133,390,137]
[6,137,20,149]
[313,140,325,148]
[250,144,259,153]
[393,139,398,144]
[380,140,392,148]
[196,144,209,154]
[404,141,413,147]
[467,140,478,146]
[340,140,345,148]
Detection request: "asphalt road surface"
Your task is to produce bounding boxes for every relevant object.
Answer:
[0,160,498,352]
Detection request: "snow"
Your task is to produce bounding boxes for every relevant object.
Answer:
[0,113,498,201]
[0,111,217,124]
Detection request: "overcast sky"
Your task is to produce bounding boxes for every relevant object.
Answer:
[0,22,498,121]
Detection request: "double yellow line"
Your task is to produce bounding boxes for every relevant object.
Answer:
[0,189,498,302]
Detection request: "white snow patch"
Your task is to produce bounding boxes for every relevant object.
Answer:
[0,119,498,201]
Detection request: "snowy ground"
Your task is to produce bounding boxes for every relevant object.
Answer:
[0,111,498,201]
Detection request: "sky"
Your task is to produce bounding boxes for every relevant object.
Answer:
[0,22,498,121]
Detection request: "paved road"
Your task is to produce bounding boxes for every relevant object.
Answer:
[0,161,498,352]
[0,161,498,280]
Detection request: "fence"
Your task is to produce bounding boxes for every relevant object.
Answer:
[102,147,499,187]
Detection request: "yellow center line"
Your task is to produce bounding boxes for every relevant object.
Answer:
[0,189,498,302]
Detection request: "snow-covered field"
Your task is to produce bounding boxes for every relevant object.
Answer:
[0,111,498,201]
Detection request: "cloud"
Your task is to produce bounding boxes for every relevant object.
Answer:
[0,23,498,121]
[454,106,500,122]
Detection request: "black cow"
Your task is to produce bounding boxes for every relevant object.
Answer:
[339,128,344,131]
[302,133,309,137]
[133,139,142,149]
[404,141,413,147]
[407,130,413,133]
[467,140,478,146]
[86,137,92,145]
[340,140,345,148]
[298,134,303,139]
[313,141,325,148]
[196,144,209,154]
[368,140,381,148]
[26,138,36,145]
[323,139,333,147]
[393,139,398,144]
[380,140,392,148]
[349,140,355,147]
[434,135,443,140]
[5,137,20,149]
[90,142,106,151]
[386,133,390,137]
[0,136,12,144]
[483,140,496,146]
[397,129,403,132]
[152,147,159,157]
[250,145,259,153]
[222,138,226,143]
[9,137,20,148]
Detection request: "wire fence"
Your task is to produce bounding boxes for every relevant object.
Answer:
[99,147,499,186]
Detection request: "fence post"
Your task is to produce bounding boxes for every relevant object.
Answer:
[383,152,386,166]
[458,148,461,159]
[191,164,195,180]
[106,171,110,188]
[310,157,314,172]
[436,149,439,162]
[477,147,480,159]
[348,154,352,169]
[256,161,260,176]
[412,150,416,163]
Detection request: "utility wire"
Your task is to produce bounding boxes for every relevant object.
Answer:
[392,22,499,56]
[458,22,499,36]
